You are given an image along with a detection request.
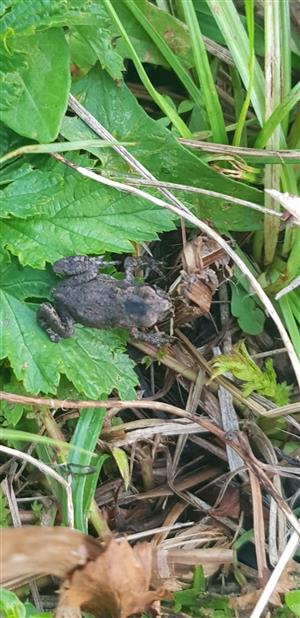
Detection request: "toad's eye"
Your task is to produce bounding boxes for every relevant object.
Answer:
[124,299,147,317]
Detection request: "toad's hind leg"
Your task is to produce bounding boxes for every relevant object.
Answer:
[53,256,101,277]
[37,303,74,342]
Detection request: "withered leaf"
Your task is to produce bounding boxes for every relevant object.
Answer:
[0,526,101,588]
[57,537,166,618]
[0,527,167,618]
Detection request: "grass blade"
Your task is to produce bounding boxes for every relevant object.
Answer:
[68,407,107,532]
[122,0,208,127]
[263,0,283,264]
[206,0,265,124]
[0,140,135,164]
[233,0,255,146]
[279,0,291,136]
[254,82,300,149]
[179,0,227,143]
[103,0,192,137]
[278,295,300,361]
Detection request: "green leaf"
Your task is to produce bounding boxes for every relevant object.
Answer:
[0,170,64,219]
[230,282,265,335]
[0,122,28,158]
[211,341,290,406]
[111,447,130,489]
[0,489,11,527]
[25,601,53,618]
[1,289,61,393]
[0,261,138,397]
[57,328,138,400]
[0,161,34,186]
[70,25,124,80]
[64,67,263,231]
[0,589,25,618]
[0,257,56,299]
[0,0,110,35]
[0,29,70,142]
[112,0,194,70]
[178,99,194,114]
[0,157,175,268]
[285,590,300,617]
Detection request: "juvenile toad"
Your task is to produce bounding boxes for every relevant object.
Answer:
[37,255,171,344]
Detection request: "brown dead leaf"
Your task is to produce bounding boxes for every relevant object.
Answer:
[57,538,167,618]
[181,236,229,273]
[210,485,241,519]
[178,275,213,315]
[0,527,167,618]
[0,526,102,588]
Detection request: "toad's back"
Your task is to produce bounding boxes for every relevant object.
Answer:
[53,276,153,329]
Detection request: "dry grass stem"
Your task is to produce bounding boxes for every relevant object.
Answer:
[0,445,74,527]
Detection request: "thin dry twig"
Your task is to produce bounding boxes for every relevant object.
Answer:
[275,275,300,299]
[248,470,269,584]
[1,390,299,419]
[116,175,282,218]
[1,478,43,610]
[179,139,299,162]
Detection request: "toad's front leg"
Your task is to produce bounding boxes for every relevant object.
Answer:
[37,302,75,342]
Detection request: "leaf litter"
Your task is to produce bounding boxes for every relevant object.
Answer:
[1,227,299,616]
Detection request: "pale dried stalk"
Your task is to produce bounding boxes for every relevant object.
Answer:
[118,176,282,218]
[249,471,269,584]
[0,445,74,527]
[250,529,300,618]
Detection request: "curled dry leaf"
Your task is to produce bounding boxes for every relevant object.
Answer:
[181,236,229,273]
[0,526,101,588]
[58,537,166,618]
[173,235,230,326]
[0,527,167,618]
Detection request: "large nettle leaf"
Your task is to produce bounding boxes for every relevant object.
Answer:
[0,29,70,142]
[62,67,263,231]
[0,260,138,398]
[0,0,110,35]
[0,169,64,219]
[0,156,175,268]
